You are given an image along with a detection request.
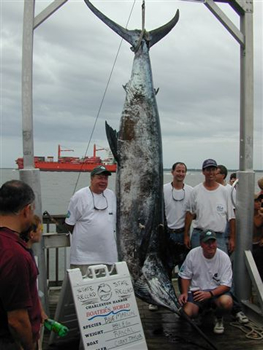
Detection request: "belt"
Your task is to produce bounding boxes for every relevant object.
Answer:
[168,227,185,234]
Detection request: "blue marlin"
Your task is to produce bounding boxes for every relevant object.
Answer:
[84,0,180,312]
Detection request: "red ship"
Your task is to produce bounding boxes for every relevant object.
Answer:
[16,145,117,172]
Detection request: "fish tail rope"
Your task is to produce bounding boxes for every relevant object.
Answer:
[72,1,137,195]
[230,320,263,340]
[133,0,146,53]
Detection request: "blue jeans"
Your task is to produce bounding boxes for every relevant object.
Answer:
[191,228,227,253]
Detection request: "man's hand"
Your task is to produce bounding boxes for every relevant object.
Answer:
[228,237,235,254]
[184,235,191,250]
[178,293,188,306]
[192,290,211,302]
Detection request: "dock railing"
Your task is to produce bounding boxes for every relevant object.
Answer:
[42,212,70,288]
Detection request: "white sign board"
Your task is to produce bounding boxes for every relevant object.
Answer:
[68,262,148,350]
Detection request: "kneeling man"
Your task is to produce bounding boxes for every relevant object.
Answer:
[178,230,233,334]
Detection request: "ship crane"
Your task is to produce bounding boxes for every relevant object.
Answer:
[58,145,74,159]
[93,144,109,157]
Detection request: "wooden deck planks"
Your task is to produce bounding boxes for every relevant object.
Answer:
[43,288,263,350]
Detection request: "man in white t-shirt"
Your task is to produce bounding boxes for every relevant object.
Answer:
[65,165,118,275]
[179,230,233,334]
[163,162,192,274]
[184,159,236,254]
[148,163,192,312]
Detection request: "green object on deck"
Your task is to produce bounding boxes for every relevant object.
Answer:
[44,318,69,337]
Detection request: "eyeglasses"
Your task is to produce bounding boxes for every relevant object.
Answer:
[91,191,108,211]
[172,187,185,201]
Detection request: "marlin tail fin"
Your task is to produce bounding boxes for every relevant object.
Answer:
[84,0,179,49]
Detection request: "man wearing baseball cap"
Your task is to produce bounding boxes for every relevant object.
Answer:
[184,159,236,254]
[179,230,233,334]
[66,165,118,275]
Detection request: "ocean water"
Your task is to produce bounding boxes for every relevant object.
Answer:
[0,168,262,215]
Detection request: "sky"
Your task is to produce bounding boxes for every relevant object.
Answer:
[1,0,262,171]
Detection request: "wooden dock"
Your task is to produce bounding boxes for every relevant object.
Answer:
[42,284,263,350]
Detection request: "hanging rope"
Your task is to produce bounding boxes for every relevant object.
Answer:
[133,0,146,53]
[72,1,137,195]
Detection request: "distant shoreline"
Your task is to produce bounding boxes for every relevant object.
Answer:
[1,168,262,172]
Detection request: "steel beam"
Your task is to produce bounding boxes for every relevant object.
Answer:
[205,0,244,46]
[34,0,68,29]
[244,250,263,313]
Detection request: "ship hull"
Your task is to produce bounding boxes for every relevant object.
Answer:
[16,160,116,172]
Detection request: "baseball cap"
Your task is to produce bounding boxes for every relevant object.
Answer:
[202,159,217,170]
[91,166,111,177]
[200,230,217,243]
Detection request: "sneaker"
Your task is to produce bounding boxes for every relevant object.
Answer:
[213,317,224,334]
[235,311,249,324]
[148,304,158,311]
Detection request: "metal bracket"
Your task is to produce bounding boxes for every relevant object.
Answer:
[205,0,245,46]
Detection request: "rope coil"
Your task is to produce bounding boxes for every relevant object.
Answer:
[230,320,263,340]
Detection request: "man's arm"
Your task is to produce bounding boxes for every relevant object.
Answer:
[66,224,74,234]
[254,209,263,228]
[178,278,191,306]
[8,309,35,350]
[228,218,236,253]
[184,211,195,249]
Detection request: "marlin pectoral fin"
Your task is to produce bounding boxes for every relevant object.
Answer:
[105,121,119,165]
[148,10,179,48]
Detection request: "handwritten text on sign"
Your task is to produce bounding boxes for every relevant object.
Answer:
[69,263,148,350]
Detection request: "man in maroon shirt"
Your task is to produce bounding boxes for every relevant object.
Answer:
[0,180,41,350]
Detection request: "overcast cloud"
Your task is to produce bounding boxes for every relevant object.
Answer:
[1,0,262,170]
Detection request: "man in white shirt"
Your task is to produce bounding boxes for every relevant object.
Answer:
[66,165,118,275]
[184,159,236,254]
[163,162,192,274]
[149,162,192,311]
[179,230,233,334]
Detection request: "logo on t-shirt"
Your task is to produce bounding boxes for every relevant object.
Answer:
[66,210,71,218]
[216,204,224,213]
[212,273,220,284]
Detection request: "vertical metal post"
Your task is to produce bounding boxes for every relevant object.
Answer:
[234,1,255,302]
[21,0,35,168]
[20,0,49,313]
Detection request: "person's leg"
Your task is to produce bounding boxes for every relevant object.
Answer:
[212,294,233,334]
[213,294,233,316]
[183,302,200,319]
[215,233,227,253]
[190,229,201,248]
